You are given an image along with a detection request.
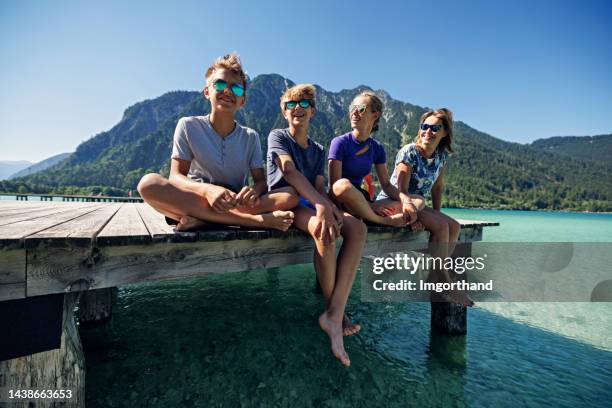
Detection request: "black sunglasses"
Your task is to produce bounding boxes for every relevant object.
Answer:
[420,123,446,132]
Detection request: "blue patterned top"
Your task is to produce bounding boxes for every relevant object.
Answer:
[377,143,448,199]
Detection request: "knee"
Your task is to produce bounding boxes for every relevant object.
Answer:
[448,219,461,239]
[137,173,165,198]
[332,178,353,198]
[430,221,449,237]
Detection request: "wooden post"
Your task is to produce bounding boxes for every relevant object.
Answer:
[0,293,85,407]
[430,242,472,335]
[77,288,114,323]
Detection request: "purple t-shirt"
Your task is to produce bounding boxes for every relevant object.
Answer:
[328,132,387,185]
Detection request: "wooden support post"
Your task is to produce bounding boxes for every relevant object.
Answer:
[0,293,85,407]
[430,242,472,336]
[77,288,114,323]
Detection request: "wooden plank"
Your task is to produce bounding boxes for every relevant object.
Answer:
[133,203,197,242]
[96,203,150,246]
[0,205,102,246]
[26,204,122,248]
[48,231,429,293]
[20,223,495,298]
[26,204,123,297]
[455,219,499,227]
[0,203,101,227]
[0,203,51,214]
[0,246,25,300]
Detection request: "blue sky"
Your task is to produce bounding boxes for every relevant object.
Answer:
[1,0,611,162]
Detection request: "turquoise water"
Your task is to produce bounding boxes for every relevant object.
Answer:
[78,209,612,407]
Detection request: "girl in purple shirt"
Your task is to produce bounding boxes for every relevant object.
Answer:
[329,91,425,227]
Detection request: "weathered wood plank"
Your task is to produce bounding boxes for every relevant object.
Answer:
[0,202,45,210]
[22,226,486,298]
[0,204,52,216]
[26,204,123,249]
[53,231,429,293]
[133,203,197,242]
[0,205,103,247]
[0,246,25,301]
[25,205,124,297]
[455,219,499,228]
[96,204,151,246]
[0,203,102,227]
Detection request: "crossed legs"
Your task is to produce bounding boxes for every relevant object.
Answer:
[137,173,298,231]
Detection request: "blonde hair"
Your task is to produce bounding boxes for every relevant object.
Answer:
[205,52,248,89]
[353,91,384,132]
[280,84,316,110]
[415,108,454,153]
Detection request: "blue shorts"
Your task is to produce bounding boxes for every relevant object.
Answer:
[299,197,315,210]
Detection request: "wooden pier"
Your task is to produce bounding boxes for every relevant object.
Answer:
[0,201,497,407]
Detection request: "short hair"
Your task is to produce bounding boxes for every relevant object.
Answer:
[280,84,316,111]
[353,91,384,132]
[415,108,454,153]
[205,52,248,90]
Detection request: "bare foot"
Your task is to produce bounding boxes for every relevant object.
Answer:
[262,210,294,231]
[319,311,350,367]
[385,213,408,228]
[176,215,208,231]
[343,314,361,336]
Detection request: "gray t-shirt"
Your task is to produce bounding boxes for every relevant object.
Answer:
[266,128,325,191]
[171,115,263,192]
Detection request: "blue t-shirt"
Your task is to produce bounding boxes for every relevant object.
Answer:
[266,128,326,191]
[377,143,448,199]
[328,132,386,185]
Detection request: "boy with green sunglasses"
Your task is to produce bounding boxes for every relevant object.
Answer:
[138,53,298,231]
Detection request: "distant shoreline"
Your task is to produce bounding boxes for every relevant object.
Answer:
[1,191,610,215]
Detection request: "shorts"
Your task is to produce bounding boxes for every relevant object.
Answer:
[353,183,374,203]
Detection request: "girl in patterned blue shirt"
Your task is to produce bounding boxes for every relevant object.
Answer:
[377,108,473,306]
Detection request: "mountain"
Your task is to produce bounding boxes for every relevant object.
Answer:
[0,160,32,181]
[8,152,72,179]
[530,134,612,164]
[2,74,611,211]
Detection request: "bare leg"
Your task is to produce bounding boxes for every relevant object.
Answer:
[332,179,406,227]
[320,214,367,342]
[418,207,473,306]
[235,186,300,214]
[293,208,366,366]
[137,174,294,231]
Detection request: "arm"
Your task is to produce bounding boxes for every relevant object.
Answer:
[377,162,420,222]
[431,167,445,211]
[276,154,328,205]
[327,159,343,201]
[377,163,401,201]
[169,158,236,212]
[276,155,339,242]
